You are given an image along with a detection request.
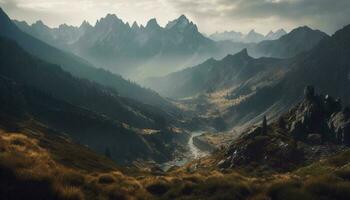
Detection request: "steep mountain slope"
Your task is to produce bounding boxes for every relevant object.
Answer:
[211,88,350,173]
[0,36,175,129]
[144,49,289,99]
[144,26,327,100]
[225,24,350,130]
[0,8,176,113]
[0,75,187,164]
[0,36,190,163]
[248,26,329,58]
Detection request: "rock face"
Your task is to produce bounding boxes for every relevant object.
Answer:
[329,108,350,145]
[218,86,350,171]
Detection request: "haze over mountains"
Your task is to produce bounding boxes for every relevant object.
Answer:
[14,14,218,79]
[0,8,177,114]
[13,13,309,81]
[0,8,188,164]
[144,23,348,134]
[1,5,350,200]
[144,26,329,99]
[210,29,287,43]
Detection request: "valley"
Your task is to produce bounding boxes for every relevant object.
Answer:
[160,131,210,171]
[1,3,350,200]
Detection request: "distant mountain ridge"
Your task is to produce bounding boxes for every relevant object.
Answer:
[0,7,177,114]
[210,29,287,43]
[13,11,328,80]
[14,13,218,79]
[143,49,289,98]
[248,26,329,58]
[224,24,350,129]
[144,24,346,133]
[143,25,328,99]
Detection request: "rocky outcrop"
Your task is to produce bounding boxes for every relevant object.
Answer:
[287,86,343,143]
[218,86,350,171]
[329,108,350,145]
[193,136,217,153]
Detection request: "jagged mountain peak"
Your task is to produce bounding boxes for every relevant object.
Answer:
[96,13,124,27]
[276,28,287,34]
[79,20,93,30]
[33,20,46,26]
[265,29,287,40]
[266,30,274,37]
[105,13,119,20]
[177,14,190,23]
[235,48,249,57]
[165,14,195,30]
[131,21,139,29]
[146,18,160,29]
[224,48,251,61]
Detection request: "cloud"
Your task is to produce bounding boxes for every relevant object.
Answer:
[1,0,349,34]
[166,0,350,34]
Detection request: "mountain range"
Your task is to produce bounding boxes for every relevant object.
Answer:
[0,8,178,114]
[14,14,218,79]
[144,24,346,134]
[0,35,190,164]
[144,26,329,99]
[1,5,350,200]
[0,8,190,164]
[248,26,329,58]
[210,29,287,43]
[13,14,308,81]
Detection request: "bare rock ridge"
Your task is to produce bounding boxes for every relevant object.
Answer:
[218,86,350,171]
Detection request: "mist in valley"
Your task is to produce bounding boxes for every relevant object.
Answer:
[1,1,350,199]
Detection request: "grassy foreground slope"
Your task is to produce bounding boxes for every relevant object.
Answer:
[1,114,350,200]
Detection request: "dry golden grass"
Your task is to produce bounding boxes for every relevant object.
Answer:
[0,130,149,200]
[1,128,350,200]
[53,185,85,200]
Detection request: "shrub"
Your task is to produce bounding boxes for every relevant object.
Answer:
[98,174,115,184]
[267,181,313,200]
[107,188,129,200]
[146,181,170,196]
[55,186,85,200]
[305,175,350,200]
[57,170,85,187]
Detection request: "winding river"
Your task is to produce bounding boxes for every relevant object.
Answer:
[160,131,210,171]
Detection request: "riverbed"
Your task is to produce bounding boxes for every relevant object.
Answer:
[160,131,210,171]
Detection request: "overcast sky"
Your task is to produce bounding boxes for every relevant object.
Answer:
[1,0,350,34]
